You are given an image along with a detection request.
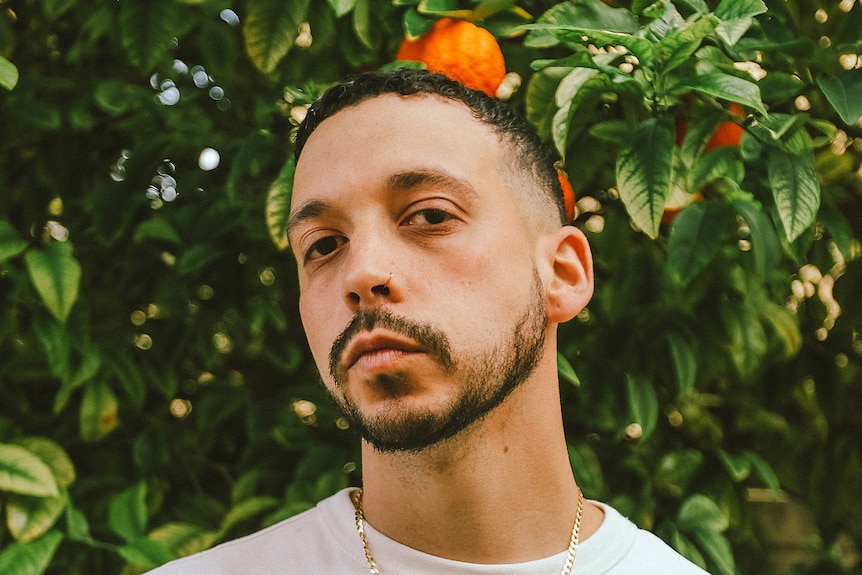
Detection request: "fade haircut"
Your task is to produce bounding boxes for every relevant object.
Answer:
[294,68,567,226]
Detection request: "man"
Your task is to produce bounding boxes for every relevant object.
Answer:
[148,69,709,574]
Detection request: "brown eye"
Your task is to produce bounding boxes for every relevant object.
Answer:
[305,236,344,262]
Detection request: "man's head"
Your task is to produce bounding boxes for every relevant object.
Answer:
[288,69,593,452]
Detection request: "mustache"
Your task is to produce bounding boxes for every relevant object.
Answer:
[328,308,453,382]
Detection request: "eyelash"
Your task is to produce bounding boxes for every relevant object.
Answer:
[301,207,458,265]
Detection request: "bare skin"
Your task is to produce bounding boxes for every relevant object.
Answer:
[289,93,603,565]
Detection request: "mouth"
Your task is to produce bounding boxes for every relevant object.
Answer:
[343,331,425,372]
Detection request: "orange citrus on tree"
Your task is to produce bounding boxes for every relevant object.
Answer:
[557,169,576,223]
[396,18,506,98]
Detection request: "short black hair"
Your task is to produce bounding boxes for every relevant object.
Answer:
[294,68,567,225]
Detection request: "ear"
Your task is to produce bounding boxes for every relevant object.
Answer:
[544,226,594,324]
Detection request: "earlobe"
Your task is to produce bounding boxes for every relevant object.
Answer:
[545,226,594,324]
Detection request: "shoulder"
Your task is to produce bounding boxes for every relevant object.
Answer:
[574,501,710,575]
[143,488,368,575]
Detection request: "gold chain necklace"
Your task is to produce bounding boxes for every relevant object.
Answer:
[350,488,585,575]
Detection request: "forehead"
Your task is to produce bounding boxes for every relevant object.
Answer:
[291,94,507,204]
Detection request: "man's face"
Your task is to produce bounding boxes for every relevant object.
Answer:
[288,94,553,452]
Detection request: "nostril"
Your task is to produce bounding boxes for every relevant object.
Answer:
[371,284,390,296]
[348,292,361,304]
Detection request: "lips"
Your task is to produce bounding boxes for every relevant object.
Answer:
[343,332,425,371]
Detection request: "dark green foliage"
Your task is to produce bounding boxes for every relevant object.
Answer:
[0,1,860,574]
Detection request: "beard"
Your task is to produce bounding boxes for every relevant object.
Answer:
[325,271,548,453]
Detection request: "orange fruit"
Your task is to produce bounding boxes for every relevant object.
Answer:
[396,18,506,98]
[661,187,703,226]
[704,103,745,152]
[557,170,576,223]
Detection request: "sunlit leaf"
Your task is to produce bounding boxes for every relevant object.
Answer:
[817,70,862,126]
[16,438,75,489]
[265,158,296,251]
[557,352,581,387]
[767,148,820,242]
[678,493,729,533]
[79,381,118,443]
[714,0,767,20]
[616,117,675,239]
[0,444,59,497]
[24,242,81,324]
[109,482,148,544]
[7,490,68,543]
[244,0,311,73]
[353,0,377,50]
[327,0,356,18]
[523,0,639,49]
[0,530,63,575]
[119,0,180,72]
[0,54,19,91]
[0,220,28,261]
[148,523,220,561]
[402,7,432,39]
[219,496,280,533]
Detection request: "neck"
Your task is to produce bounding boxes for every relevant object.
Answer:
[357,364,603,564]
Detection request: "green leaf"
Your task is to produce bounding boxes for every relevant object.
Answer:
[652,15,718,75]
[402,7,433,39]
[109,482,148,543]
[16,438,75,489]
[745,450,781,494]
[567,443,606,497]
[666,331,697,399]
[79,381,119,443]
[680,72,767,115]
[133,219,183,245]
[0,530,63,575]
[0,444,59,497]
[692,530,735,575]
[717,449,752,482]
[677,493,729,533]
[817,70,862,126]
[42,0,77,18]
[219,496,280,533]
[118,536,174,570]
[720,299,767,380]
[0,55,18,91]
[31,314,71,379]
[732,199,780,279]
[625,373,659,440]
[243,0,311,73]
[7,491,68,543]
[24,242,81,324]
[327,0,356,18]
[655,450,704,496]
[0,220,28,261]
[767,148,820,242]
[616,117,675,239]
[714,0,767,21]
[538,26,652,64]
[557,352,581,387]
[119,0,180,72]
[668,202,728,285]
[93,79,150,116]
[265,158,296,251]
[148,522,220,560]
[65,505,92,542]
[525,0,640,49]
[352,0,378,50]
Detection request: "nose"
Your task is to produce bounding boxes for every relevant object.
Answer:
[342,232,400,309]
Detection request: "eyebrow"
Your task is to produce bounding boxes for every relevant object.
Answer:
[287,168,478,239]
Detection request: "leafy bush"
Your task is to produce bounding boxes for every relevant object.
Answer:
[0,1,860,574]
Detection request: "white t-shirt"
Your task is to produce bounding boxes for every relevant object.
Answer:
[146,488,709,574]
